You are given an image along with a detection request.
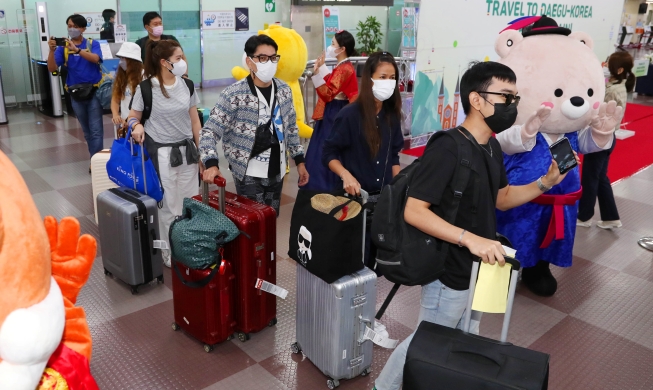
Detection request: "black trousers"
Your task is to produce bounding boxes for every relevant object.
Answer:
[578,138,620,222]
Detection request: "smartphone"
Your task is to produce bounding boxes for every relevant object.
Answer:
[54,37,67,46]
[549,137,577,175]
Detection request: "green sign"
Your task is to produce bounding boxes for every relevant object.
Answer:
[634,59,650,78]
[266,0,276,12]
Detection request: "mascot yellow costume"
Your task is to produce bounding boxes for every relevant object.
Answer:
[0,150,98,389]
[232,24,313,139]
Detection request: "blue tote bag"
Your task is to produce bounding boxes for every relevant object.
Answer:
[106,126,164,202]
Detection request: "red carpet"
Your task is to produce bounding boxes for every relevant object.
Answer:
[401,104,653,183]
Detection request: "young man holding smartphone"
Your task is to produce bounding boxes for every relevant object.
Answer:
[373,61,579,390]
[47,14,104,165]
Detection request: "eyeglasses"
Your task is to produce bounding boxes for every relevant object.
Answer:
[251,54,281,64]
[476,91,521,106]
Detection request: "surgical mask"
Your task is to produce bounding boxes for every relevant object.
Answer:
[480,102,518,134]
[326,45,340,59]
[119,58,127,71]
[252,60,277,83]
[68,28,81,39]
[151,25,164,37]
[166,59,187,77]
[371,79,396,102]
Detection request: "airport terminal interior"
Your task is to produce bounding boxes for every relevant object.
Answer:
[2,0,653,389]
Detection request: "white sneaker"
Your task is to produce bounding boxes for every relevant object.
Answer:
[162,249,171,268]
[576,219,592,228]
[374,321,389,339]
[597,220,622,229]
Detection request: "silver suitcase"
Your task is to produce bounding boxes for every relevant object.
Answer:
[291,190,376,389]
[97,141,163,294]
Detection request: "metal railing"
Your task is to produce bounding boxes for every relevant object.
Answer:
[299,56,416,130]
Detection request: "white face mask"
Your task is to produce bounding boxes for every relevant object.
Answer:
[166,59,187,77]
[252,60,277,83]
[371,79,396,102]
[151,25,164,37]
[326,45,340,59]
[119,58,127,71]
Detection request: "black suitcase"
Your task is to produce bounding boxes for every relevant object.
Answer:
[403,256,550,390]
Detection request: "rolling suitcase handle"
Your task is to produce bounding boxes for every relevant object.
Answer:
[201,177,227,215]
[128,136,148,196]
[462,256,521,342]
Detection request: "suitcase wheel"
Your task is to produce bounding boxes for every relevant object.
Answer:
[171,323,180,331]
[130,285,139,295]
[157,275,164,284]
[203,344,214,353]
[103,268,112,276]
[361,368,371,377]
[268,318,278,327]
[327,379,340,389]
[237,332,250,343]
[290,342,302,354]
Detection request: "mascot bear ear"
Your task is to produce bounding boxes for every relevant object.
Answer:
[569,31,594,50]
[495,30,523,59]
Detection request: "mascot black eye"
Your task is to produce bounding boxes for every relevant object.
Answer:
[588,88,594,97]
[507,39,513,47]
[555,89,563,97]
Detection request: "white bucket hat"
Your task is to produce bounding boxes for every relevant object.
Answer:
[116,42,142,62]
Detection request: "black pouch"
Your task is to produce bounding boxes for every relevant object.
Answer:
[68,83,97,101]
[250,118,275,158]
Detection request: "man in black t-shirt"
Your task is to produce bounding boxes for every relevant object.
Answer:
[100,9,115,42]
[374,61,578,390]
[135,11,187,71]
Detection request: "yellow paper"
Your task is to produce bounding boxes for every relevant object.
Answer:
[471,261,513,314]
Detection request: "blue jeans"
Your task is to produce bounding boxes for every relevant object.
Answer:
[375,279,481,390]
[71,95,104,158]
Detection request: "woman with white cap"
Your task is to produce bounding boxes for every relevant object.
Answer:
[111,42,144,132]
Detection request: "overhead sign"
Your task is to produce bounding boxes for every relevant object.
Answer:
[294,0,393,5]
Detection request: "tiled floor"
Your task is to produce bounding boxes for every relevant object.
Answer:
[2,88,653,390]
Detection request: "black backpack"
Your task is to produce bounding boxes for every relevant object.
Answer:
[129,77,195,126]
[371,127,477,287]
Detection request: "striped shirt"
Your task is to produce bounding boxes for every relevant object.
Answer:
[131,77,200,143]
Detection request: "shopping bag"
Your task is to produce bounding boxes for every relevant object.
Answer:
[288,189,365,283]
[106,126,164,202]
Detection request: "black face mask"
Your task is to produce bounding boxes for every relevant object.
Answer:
[480,101,518,134]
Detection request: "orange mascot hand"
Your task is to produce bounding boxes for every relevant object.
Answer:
[44,216,97,361]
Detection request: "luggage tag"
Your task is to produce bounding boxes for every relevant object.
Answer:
[363,326,399,349]
[255,278,288,299]
[153,240,169,250]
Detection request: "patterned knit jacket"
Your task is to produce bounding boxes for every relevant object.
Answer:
[199,76,305,181]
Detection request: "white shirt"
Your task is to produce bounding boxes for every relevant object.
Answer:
[246,83,287,179]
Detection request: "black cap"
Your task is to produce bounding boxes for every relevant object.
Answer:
[522,15,571,37]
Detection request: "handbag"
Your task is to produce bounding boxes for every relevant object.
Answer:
[288,189,365,284]
[169,198,240,270]
[68,83,97,101]
[106,126,164,202]
[250,84,279,158]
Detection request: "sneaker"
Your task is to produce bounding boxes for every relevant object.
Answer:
[162,249,171,268]
[576,219,592,228]
[597,220,622,229]
[374,321,389,339]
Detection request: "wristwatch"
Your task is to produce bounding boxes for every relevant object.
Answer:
[536,176,552,192]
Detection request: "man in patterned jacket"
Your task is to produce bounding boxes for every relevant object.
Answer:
[200,35,309,215]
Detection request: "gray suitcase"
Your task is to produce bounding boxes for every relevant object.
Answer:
[97,143,163,294]
[291,190,376,389]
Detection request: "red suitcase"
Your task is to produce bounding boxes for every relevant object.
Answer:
[171,258,236,352]
[192,177,277,342]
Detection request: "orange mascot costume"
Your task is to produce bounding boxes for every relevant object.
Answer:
[0,150,98,389]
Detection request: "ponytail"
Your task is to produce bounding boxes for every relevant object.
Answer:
[625,72,635,93]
